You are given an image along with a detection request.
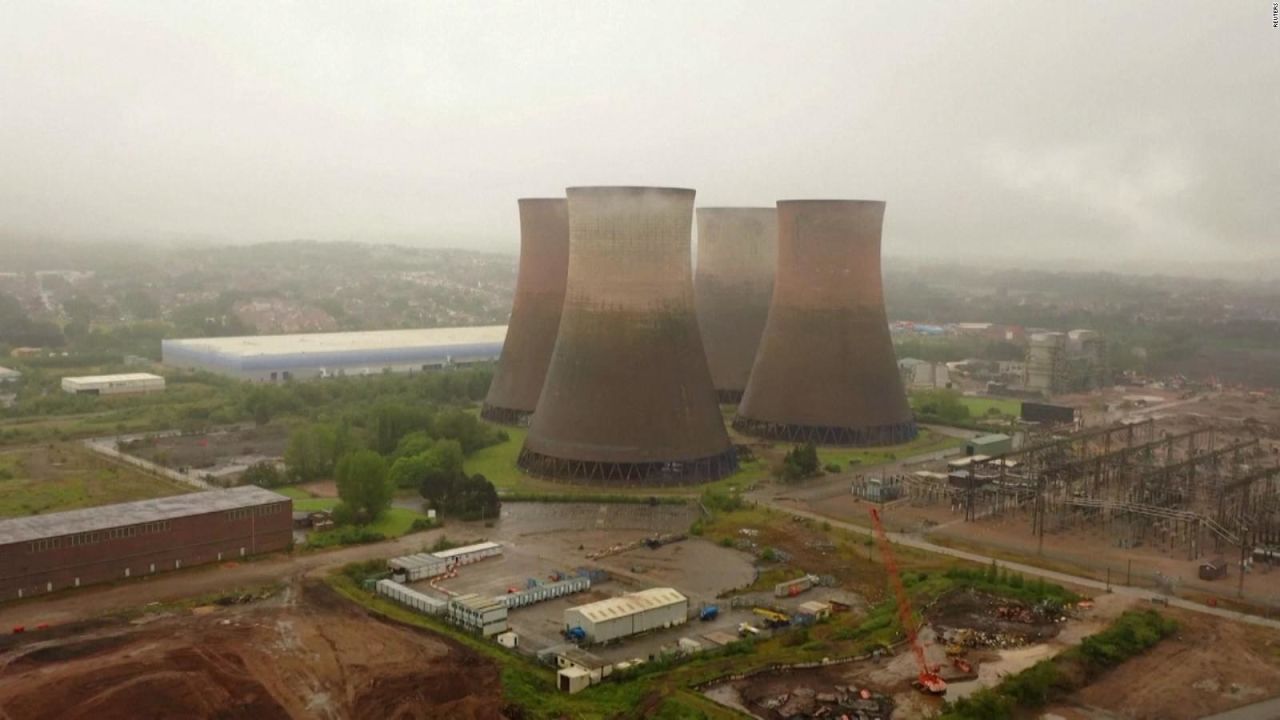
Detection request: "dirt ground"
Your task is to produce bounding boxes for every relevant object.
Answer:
[121,425,289,473]
[925,587,1063,648]
[1045,607,1280,720]
[0,582,508,720]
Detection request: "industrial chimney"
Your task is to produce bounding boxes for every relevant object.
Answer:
[694,207,777,403]
[734,200,916,445]
[519,186,736,483]
[481,198,570,425]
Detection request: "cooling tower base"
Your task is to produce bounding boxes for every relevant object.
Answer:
[732,416,918,447]
[480,403,532,427]
[716,389,745,404]
[516,447,739,485]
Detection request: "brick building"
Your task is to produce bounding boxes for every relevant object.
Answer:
[0,486,292,600]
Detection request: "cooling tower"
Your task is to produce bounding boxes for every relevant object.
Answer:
[694,207,777,404]
[481,198,570,426]
[734,200,916,446]
[518,186,737,483]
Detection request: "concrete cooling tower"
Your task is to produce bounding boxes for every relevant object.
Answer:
[481,198,570,426]
[694,207,777,403]
[518,186,737,483]
[734,200,916,446]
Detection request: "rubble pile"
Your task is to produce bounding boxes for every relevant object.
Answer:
[755,684,893,720]
[926,588,1067,650]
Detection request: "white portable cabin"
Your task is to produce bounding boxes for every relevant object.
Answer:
[388,553,449,581]
[432,541,502,567]
[375,579,447,615]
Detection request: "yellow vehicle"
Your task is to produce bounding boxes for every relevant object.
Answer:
[752,607,791,627]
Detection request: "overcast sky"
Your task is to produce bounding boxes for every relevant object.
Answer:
[2,2,1276,274]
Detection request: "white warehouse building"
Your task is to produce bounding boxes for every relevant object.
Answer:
[161,326,507,382]
[563,588,688,644]
[61,373,165,396]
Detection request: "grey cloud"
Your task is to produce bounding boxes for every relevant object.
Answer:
[0,1,1274,274]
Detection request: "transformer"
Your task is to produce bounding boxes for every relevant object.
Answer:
[481,198,570,425]
[734,200,916,446]
[519,186,736,483]
[694,207,777,403]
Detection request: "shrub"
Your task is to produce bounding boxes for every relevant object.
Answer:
[308,526,386,549]
[823,463,842,473]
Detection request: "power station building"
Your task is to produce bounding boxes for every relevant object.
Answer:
[161,326,506,382]
[482,198,570,425]
[694,207,777,403]
[735,200,916,446]
[518,186,736,484]
[0,486,292,600]
[563,587,688,644]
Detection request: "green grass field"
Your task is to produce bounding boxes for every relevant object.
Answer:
[816,428,964,468]
[0,444,191,518]
[466,416,959,500]
[956,395,1021,418]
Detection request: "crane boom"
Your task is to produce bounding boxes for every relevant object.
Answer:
[868,507,946,694]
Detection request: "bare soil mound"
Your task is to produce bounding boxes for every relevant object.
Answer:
[0,583,507,720]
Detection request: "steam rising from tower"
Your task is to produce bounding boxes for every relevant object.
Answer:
[518,186,736,483]
[481,198,570,425]
[734,200,916,445]
[694,207,777,403]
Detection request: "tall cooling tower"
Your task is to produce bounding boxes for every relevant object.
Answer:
[694,207,777,403]
[734,200,916,446]
[481,198,570,425]
[518,186,737,483]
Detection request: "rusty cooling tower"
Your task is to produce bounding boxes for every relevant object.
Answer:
[518,186,736,483]
[734,200,916,446]
[481,198,570,425]
[694,207,777,403]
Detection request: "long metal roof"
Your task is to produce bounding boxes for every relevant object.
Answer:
[568,587,687,623]
[164,327,507,358]
[0,486,291,545]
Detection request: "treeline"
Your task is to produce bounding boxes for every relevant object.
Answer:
[251,368,505,523]
[941,609,1178,720]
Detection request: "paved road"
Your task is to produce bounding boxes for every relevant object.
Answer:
[1201,696,1280,720]
[766,501,1280,631]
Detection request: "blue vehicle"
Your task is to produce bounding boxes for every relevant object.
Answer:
[699,605,719,621]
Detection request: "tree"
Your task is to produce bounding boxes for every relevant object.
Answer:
[372,402,434,455]
[393,430,434,460]
[447,473,500,521]
[417,439,465,505]
[388,452,431,490]
[780,442,820,482]
[335,449,392,523]
[284,423,338,482]
[242,461,284,488]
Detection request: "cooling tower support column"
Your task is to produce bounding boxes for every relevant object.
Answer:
[694,208,777,404]
[734,200,916,446]
[518,186,737,484]
[482,198,570,426]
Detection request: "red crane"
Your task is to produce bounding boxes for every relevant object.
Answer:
[868,507,946,694]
